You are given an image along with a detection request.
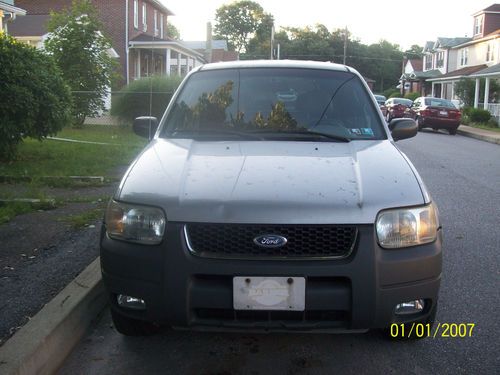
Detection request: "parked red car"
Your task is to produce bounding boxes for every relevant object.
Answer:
[384,98,413,122]
[373,94,387,117]
[410,97,461,135]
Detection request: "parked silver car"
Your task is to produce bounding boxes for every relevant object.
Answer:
[101,60,441,337]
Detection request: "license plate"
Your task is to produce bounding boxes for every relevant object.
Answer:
[233,276,305,311]
[439,110,448,116]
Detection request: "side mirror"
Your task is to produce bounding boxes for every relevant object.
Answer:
[389,118,417,141]
[133,116,158,140]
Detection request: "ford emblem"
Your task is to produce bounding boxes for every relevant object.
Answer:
[253,234,288,248]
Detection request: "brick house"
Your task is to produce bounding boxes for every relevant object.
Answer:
[13,0,206,86]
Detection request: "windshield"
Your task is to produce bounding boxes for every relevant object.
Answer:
[160,68,386,141]
[393,98,413,106]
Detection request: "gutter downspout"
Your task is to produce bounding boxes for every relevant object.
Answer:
[125,0,130,85]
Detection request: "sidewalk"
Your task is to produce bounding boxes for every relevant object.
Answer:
[457,125,500,145]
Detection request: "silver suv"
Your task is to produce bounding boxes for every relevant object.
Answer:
[101,60,442,337]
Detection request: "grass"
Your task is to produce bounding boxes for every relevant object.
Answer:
[62,206,105,229]
[0,125,147,178]
[0,200,57,225]
[465,122,500,133]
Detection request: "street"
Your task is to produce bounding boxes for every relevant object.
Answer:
[59,131,500,375]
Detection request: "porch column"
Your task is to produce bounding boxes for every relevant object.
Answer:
[440,83,445,98]
[451,81,455,100]
[177,52,181,75]
[474,78,480,108]
[484,77,490,110]
[165,48,171,76]
[138,49,141,79]
[431,82,435,97]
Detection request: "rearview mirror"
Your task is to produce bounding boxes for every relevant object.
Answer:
[133,116,158,140]
[389,118,417,141]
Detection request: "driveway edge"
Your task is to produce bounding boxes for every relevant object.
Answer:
[0,257,106,375]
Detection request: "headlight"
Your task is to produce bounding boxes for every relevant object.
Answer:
[105,200,166,245]
[376,203,439,249]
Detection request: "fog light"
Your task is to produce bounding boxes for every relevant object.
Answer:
[117,294,146,310]
[395,299,425,315]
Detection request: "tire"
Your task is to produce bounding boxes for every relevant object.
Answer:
[110,308,161,336]
[448,126,458,135]
[416,116,424,130]
[384,302,438,340]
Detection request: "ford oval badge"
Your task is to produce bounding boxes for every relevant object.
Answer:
[253,234,288,248]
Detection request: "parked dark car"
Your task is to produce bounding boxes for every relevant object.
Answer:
[411,97,461,135]
[385,98,414,122]
[374,94,387,117]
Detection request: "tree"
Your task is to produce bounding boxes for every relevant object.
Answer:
[44,0,117,127]
[0,33,71,160]
[455,78,499,107]
[166,22,181,40]
[214,0,272,53]
[404,44,424,59]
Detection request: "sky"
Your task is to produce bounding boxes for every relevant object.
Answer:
[159,0,494,50]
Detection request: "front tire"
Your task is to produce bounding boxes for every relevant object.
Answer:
[110,308,161,336]
[448,126,458,135]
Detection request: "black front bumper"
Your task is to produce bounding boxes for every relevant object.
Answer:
[100,223,442,332]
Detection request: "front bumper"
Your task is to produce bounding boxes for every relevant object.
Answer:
[100,223,442,332]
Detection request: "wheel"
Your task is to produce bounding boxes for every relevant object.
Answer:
[416,116,424,130]
[110,308,161,336]
[384,302,438,340]
[448,126,458,135]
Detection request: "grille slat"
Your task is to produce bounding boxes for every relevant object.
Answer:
[185,224,357,259]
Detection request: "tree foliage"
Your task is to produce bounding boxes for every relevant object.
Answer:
[0,33,71,160]
[44,0,117,126]
[166,23,181,40]
[214,0,273,53]
[111,75,183,124]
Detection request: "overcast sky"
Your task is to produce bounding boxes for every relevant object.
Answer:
[160,0,494,49]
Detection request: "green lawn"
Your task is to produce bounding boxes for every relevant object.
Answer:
[0,125,147,177]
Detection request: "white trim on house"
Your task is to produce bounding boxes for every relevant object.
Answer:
[133,0,138,29]
[0,2,27,15]
[142,2,147,32]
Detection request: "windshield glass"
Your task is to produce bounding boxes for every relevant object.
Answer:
[393,98,413,106]
[160,67,386,141]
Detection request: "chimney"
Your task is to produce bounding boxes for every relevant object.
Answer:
[206,22,213,63]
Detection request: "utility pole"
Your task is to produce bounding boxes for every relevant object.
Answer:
[270,24,275,60]
[343,26,348,65]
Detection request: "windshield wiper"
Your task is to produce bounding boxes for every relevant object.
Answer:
[168,129,264,140]
[249,129,350,142]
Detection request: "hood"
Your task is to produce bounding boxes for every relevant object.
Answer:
[117,139,426,224]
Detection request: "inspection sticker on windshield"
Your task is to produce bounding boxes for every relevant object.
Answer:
[233,276,305,311]
[350,128,374,136]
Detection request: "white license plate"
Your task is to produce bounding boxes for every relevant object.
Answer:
[439,110,448,116]
[233,276,305,311]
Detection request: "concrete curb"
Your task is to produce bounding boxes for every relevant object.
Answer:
[457,128,500,145]
[0,258,106,375]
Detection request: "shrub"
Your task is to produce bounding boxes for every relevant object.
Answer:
[404,92,419,101]
[383,88,399,98]
[469,108,491,123]
[111,75,183,124]
[0,33,71,161]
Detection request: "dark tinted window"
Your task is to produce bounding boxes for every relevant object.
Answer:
[161,68,386,140]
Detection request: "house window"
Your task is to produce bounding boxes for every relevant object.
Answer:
[460,48,468,66]
[154,10,158,36]
[486,42,495,62]
[142,2,147,32]
[160,14,164,39]
[133,0,138,29]
[424,54,432,70]
[474,16,483,36]
[436,51,444,68]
